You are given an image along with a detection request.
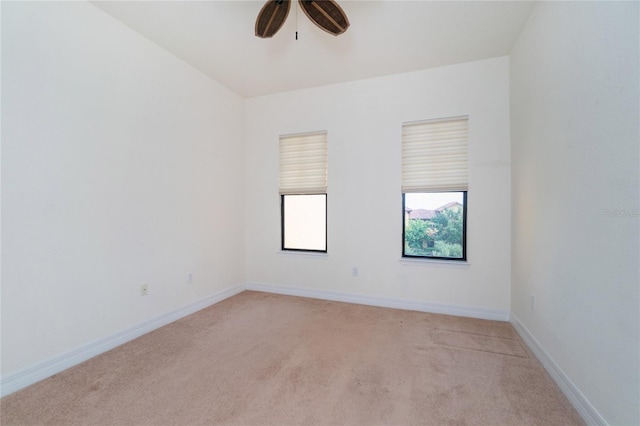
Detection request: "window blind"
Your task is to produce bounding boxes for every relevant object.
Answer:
[279,131,327,195]
[402,116,468,193]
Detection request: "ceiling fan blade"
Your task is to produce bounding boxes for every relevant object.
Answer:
[255,0,291,38]
[298,0,350,36]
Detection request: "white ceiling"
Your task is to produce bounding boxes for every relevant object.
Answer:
[92,1,535,98]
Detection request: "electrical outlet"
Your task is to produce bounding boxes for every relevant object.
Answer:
[141,284,148,296]
[352,267,359,277]
[530,295,535,311]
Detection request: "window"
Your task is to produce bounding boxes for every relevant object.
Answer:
[402,117,468,260]
[280,132,327,252]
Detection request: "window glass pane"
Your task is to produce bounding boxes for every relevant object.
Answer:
[283,194,326,251]
[403,192,466,260]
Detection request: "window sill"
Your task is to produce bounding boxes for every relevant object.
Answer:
[399,257,469,268]
[278,250,328,259]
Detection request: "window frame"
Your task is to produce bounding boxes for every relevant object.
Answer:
[401,115,469,262]
[281,193,328,253]
[279,130,328,254]
[402,191,467,261]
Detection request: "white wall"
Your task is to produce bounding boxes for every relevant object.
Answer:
[510,2,639,424]
[245,57,511,315]
[1,2,245,376]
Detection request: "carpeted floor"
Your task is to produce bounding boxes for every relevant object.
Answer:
[1,291,583,425]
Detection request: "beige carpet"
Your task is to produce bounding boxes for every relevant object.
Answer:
[1,291,583,425]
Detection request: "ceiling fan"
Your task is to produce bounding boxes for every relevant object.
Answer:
[255,0,350,38]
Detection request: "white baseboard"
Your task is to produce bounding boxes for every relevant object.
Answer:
[510,313,606,426]
[245,282,510,321]
[0,282,510,398]
[0,284,244,398]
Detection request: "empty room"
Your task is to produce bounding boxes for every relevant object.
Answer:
[1,1,638,425]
